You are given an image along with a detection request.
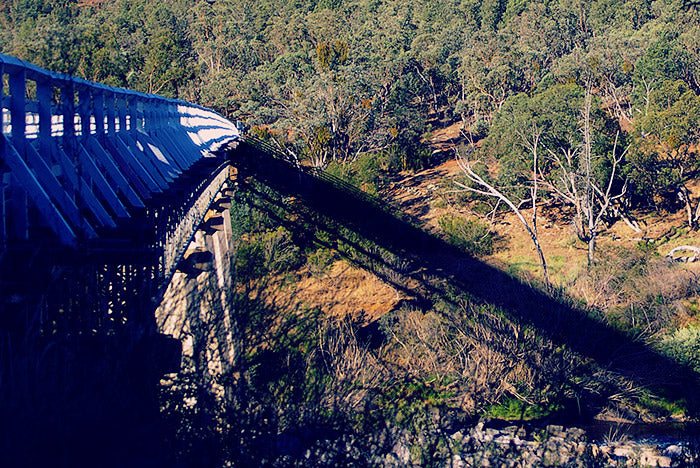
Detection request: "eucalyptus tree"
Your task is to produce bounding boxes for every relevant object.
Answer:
[458,91,551,285]
[541,87,628,265]
[629,80,700,228]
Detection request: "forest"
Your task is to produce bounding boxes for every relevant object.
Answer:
[4,0,700,466]
[4,0,700,231]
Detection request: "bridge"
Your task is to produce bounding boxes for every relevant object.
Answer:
[0,53,242,466]
[0,53,241,333]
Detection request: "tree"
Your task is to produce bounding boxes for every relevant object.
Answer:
[542,88,629,265]
[456,117,551,287]
[629,79,700,228]
[479,84,626,267]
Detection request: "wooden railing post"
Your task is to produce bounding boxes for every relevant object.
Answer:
[78,85,92,141]
[61,79,76,156]
[8,67,28,239]
[127,94,137,135]
[8,67,26,157]
[117,91,128,133]
[93,88,105,139]
[105,90,116,138]
[36,78,52,159]
[135,96,145,134]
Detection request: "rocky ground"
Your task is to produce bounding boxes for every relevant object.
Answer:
[268,420,699,467]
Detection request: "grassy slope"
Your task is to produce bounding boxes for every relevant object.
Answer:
[230,141,700,429]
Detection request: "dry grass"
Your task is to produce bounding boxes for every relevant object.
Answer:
[381,157,700,325]
[225,158,700,431]
[254,259,408,325]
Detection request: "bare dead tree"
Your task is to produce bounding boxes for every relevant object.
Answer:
[541,89,629,265]
[455,127,551,288]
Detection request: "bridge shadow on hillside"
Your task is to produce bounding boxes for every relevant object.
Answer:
[232,140,700,420]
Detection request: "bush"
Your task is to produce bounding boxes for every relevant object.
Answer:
[578,245,700,333]
[260,227,301,272]
[234,227,300,280]
[234,240,266,279]
[470,118,490,140]
[660,326,700,372]
[307,247,335,277]
[325,153,381,194]
[376,141,433,173]
[230,188,274,240]
[438,214,494,256]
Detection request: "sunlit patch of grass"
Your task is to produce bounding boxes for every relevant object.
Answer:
[485,397,565,421]
[634,391,688,419]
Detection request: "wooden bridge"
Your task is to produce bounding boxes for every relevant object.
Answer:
[0,53,242,466]
[0,53,241,336]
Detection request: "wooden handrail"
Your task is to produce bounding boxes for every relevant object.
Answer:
[0,53,240,247]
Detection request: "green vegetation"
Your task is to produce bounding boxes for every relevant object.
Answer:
[0,0,694,206]
[437,214,494,256]
[661,326,700,373]
[6,1,700,238]
[486,397,565,422]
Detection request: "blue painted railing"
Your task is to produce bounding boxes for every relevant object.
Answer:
[0,53,240,248]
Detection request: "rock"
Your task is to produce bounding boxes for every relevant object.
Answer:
[430,407,441,423]
[483,428,499,442]
[383,452,400,468]
[494,435,513,446]
[638,450,664,467]
[664,444,684,457]
[613,444,635,458]
[449,454,465,468]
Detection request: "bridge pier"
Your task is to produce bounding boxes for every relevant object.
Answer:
[156,173,238,401]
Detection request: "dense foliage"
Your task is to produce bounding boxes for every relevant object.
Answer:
[4,0,700,212]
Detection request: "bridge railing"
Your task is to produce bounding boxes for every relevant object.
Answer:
[0,53,240,249]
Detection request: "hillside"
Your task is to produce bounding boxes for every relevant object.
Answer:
[165,140,700,466]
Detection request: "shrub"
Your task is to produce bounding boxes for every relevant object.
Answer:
[234,240,266,279]
[578,245,700,333]
[325,153,381,195]
[230,188,274,239]
[470,117,490,140]
[260,227,301,273]
[660,326,700,372]
[235,227,301,280]
[438,214,494,256]
[307,247,335,277]
[486,397,564,421]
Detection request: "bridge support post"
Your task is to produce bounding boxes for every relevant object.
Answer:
[7,67,28,240]
[156,172,238,401]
